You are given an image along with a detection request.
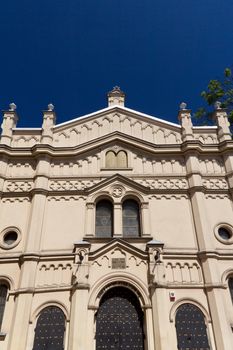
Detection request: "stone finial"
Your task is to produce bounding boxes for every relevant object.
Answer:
[180,102,187,110]
[9,102,17,111]
[48,103,54,111]
[178,102,193,141]
[107,86,125,107]
[214,101,222,110]
[0,103,19,146]
[213,103,231,142]
[41,103,56,145]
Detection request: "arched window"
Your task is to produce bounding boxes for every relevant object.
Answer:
[229,277,233,303]
[175,303,210,350]
[32,306,65,350]
[0,284,8,330]
[96,200,113,238]
[117,151,127,167]
[123,199,140,237]
[105,150,128,168]
[106,151,116,168]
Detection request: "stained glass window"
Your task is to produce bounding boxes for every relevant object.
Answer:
[123,199,140,237]
[96,200,113,238]
[0,284,8,330]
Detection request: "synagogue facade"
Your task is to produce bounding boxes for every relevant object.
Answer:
[0,87,233,350]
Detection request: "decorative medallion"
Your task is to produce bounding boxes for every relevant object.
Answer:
[111,185,125,198]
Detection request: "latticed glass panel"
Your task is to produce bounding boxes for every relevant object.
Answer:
[96,200,113,237]
[123,200,140,237]
[0,284,8,330]
[32,306,65,350]
[96,287,144,350]
[229,278,233,303]
[175,303,210,350]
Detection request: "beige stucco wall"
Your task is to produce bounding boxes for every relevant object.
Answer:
[0,101,233,349]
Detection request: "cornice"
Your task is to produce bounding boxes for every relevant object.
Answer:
[0,133,233,158]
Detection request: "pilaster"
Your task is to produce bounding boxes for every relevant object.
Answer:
[185,149,230,349]
[0,104,18,146]
[41,104,56,145]
[7,156,50,350]
[68,242,90,350]
[113,202,122,236]
[178,103,193,142]
[213,101,231,142]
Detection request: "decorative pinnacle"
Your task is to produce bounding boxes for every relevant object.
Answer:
[108,86,125,96]
[179,102,187,110]
[9,103,17,111]
[214,101,222,110]
[48,103,54,111]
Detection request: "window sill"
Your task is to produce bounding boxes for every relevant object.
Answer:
[83,236,152,244]
[100,167,133,171]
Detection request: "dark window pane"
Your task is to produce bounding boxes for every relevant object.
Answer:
[218,227,231,240]
[96,200,113,238]
[123,200,140,237]
[229,278,233,303]
[32,306,65,350]
[0,284,8,330]
[4,231,18,245]
[175,303,210,350]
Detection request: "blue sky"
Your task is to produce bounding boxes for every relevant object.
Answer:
[0,0,233,127]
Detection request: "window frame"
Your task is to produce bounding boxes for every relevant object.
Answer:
[0,283,8,331]
[95,199,114,238]
[122,198,141,238]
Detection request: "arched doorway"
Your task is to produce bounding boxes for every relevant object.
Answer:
[96,286,144,350]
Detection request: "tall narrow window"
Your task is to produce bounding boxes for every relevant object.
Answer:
[106,151,116,168]
[175,303,210,350]
[117,151,127,167]
[229,278,233,303]
[32,306,65,350]
[123,199,140,237]
[96,200,113,238]
[0,284,8,330]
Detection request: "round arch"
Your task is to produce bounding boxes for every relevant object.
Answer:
[169,298,211,323]
[221,268,233,285]
[30,300,69,324]
[0,275,14,290]
[88,272,151,309]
